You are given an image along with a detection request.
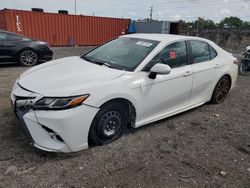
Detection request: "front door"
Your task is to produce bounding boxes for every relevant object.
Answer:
[138,41,193,124]
[0,32,14,62]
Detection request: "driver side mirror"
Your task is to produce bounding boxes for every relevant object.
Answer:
[148,64,171,79]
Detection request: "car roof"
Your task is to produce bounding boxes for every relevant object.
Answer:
[0,30,19,35]
[121,33,211,43]
[0,30,33,40]
[0,30,28,38]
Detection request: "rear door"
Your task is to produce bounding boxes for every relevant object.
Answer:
[188,40,222,104]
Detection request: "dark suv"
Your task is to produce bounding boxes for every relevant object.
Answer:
[0,30,53,66]
[239,47,250,75]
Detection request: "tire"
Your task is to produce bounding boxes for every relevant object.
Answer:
[88,102,129,146]
[19,49,38,67]
[210,75,231,104]
[239,62,249,76]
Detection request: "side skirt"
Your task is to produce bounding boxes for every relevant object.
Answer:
[134,101,206,128]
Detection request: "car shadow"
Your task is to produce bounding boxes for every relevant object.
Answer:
[0,112,81,162]
[0,61,47,68]
[0,62,22,68]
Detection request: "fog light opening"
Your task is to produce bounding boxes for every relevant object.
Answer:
[41,125,64,142]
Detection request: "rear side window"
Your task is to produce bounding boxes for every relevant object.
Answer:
[209,45,217,59]
[146,41,188,69]
[190,41,210,63]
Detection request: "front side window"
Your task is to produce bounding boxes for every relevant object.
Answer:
[190,41,210,63]
[145,41,188,70]
[0,32,8,41]
[7,34,22,41]
[244,52,250,60]
[82,37,159,71]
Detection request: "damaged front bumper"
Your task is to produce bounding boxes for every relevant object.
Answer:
[11,82,99,153]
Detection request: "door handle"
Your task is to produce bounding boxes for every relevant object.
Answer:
[183,71,193,77]
[214,63,220,69]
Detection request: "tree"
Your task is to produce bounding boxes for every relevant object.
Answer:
[179,20,195,30]
[202,19,217,29]
[179,17,250,31]
[180,18,217,31]
[219,16,243,28]
[242,21,250,29]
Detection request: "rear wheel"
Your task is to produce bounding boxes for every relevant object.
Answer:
[88,102,128,145]
[210,75,231,104]
[19,49,38,66]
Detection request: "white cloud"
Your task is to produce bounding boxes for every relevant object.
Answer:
[0,0,249,22]
[170,15,181,21]
[157,11,163,19]
[129,11,136,16]
[220,8,232,15]
[242,3,249,10]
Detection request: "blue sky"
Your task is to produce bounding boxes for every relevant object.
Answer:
[0,0,249,22]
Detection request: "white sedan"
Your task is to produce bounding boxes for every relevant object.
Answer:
[11,34,239,153]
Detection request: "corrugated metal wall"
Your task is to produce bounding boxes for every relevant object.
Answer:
[0,9,130,46]
[0,10,7,30]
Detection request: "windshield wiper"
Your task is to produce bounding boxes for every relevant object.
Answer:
[97,61,112,67]
[92,59,113,68]
[82,56,93,63]
[82,56,114,68]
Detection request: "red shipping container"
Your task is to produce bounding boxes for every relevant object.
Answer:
[0,9,130,46]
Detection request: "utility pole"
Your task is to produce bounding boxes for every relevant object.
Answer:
[196,17,202,37]
[74,0,77,15]
[150,6,153,20]
[196,17,199,36]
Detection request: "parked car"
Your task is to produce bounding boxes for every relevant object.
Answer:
[11,34,239,153]
[239,46,250,75]
[0,30,53,66]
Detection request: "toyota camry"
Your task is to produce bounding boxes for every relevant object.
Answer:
[11,34,239,153]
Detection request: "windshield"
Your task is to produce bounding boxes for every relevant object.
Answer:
[245,52,250,60]
[82,37,159,71]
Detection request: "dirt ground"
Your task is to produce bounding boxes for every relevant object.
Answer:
[0,47,250,188]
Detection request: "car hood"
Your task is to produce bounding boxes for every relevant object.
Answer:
[18,56,125,96]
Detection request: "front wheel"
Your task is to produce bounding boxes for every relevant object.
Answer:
[239,62,250,76]
[19,49,38,67]
[210,75,231,104]
[88,102,128,146]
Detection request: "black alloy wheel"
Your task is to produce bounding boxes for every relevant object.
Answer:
[19,50,38,66]
[210,76,231,104]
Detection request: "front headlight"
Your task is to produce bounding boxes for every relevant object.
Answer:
[33,95,89,110]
